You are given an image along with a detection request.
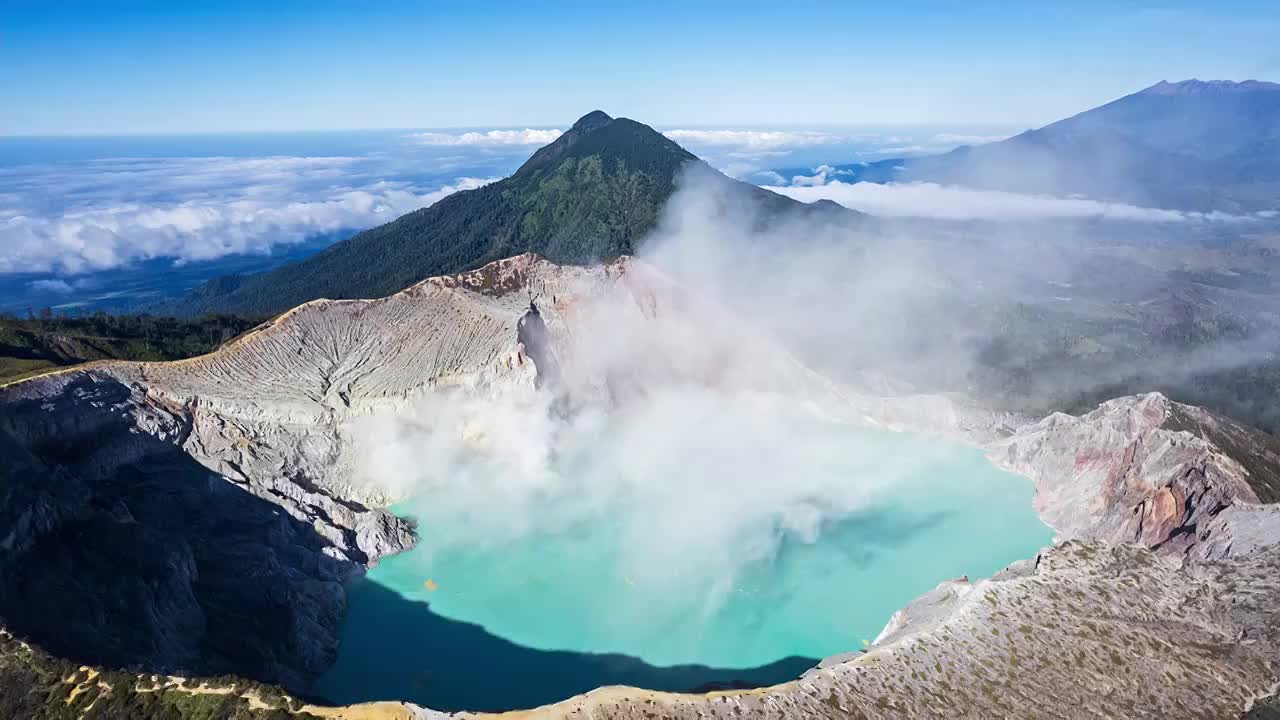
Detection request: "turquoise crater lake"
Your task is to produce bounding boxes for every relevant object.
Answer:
[316,413,1051,712]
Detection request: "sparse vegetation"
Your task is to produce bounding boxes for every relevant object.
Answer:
[0,312,261,385]
[0,629,326,719]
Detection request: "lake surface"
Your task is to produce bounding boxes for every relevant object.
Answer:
[315,424,1051,712]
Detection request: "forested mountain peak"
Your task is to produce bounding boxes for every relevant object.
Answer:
[179,110,798,316]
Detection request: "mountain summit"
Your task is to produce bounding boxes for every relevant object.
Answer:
[182,111,693,314]
[826,79,1280,212]
[182,111,836,316]
[514,110,695,179]
[514,110,613,175]
[1141,78,1280,96]
[571,109,613,131]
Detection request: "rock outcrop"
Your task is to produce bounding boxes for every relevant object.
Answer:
[0,371,413,692]
[988,391,1280,559]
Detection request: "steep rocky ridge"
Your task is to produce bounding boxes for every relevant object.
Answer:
[0,370,414,693]
[110,253,854,505]
[793,79,1280,212]
[988,392,1280,557]
[4,253,1280,717]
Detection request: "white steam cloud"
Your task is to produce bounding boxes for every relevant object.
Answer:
[354,383,947,610]
[348,160,1280,633]
[347,168,987,615]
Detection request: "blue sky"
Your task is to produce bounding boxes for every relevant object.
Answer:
[4,0,1279,135]
[2,0,1277,312]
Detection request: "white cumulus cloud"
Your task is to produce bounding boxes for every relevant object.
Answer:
[26,279,75,293]
[662,129,842,150]
[410,129,564,146]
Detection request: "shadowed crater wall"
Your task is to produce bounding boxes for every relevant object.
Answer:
[0,374,386,691]
[315,577,818,712]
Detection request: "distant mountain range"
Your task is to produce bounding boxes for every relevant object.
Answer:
[184,80,1279,316]
[772,79,1280,212]
[182,111,846,316]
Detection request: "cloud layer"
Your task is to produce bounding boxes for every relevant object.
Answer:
[665,128,1013,181]
[0,154,495,274]
[410,129,565,146]
[766,180,1251,222]
[662,129,842,150]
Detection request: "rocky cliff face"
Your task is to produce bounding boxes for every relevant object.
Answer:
[3,252,1280,717]
[0,370,414,692]
[988,391,1280,559]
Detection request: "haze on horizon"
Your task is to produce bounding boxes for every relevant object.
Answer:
[4,0,1279,136]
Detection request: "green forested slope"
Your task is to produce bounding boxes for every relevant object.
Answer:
[181,111,853,316]
[183,112,695,315]
[0,313,260,385]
